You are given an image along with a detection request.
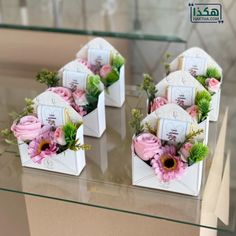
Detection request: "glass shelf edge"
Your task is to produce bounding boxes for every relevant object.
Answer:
[0,188,234,233]
[0,24,186,43]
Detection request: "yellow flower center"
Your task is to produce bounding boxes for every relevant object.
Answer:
[161,154,177,171]
[37,140,50,153]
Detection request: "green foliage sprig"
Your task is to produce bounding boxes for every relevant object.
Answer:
[101,53,125,88]
[145,122,156,136]
[130,109,144,136]
[0,129,17,145]
[84,75,103,114]
[0,98,34,146]
[195,91,211,122]
[188,143,208,166]
[9,98,34,122]
[112,53,125,70]
[177,129,203,151]
[206,67,221,81]
[162,53,172,76]
[36,69,60,88]
[140,74,157,112]
[195,75,206,87]
[62,122,91,151]
[101,67,119,88]
[184,129,204,144]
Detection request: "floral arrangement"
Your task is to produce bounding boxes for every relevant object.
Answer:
[130,109,209,182]
[0,99,90,164]
[140,74,211,123]
[194,67,221,95]
[80,53,125,89]
[36,69,103,116]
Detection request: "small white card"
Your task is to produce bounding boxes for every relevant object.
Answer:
[37,105,67,127]
[88,48,110,66]
[182,56,207,76]
[157,118,190,143]
[167,85,195,107]
[63,70,88,90]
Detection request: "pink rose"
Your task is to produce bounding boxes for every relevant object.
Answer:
[77,58,91,70]
[179,142,193,162]
[72,102,87,117]
[150,97,168,113]
[100,64,112,78]
[205,78,221,93]
[54,127,66,145]
[133,133,161,161]
[186,105,198,120]
[72,89,88,106]
[48,87,73,104]
[11,115,42,141]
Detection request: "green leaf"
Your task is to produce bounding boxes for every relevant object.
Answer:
[206,67,221,81]
[101,67,119,87]
[63,122,80,147]
[112,53,125,69]
[85,75,103,113]
[195,75,207,86]
[195,90,211,104]
[188,143,209,166]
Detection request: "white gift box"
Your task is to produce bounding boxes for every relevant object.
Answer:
[151,72,209,144]
[18,124,86,176]
[132,104,208,196]
[105,65,125,107]
[33,90,106,138]
[169,47,223,121]
[132,153,203,196]
[76,37,125,108]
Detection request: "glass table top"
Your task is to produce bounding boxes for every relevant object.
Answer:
[0,28,235,233]
[0,73,234,233]
[0,0,189,42]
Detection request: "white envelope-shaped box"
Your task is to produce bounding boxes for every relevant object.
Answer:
[33,90,106,138]
[132,103,207,196]
[132,154,203,196]
[169,47,223,121]
[76,37,125,107]
[154,71,209,144]
[18,124,86,176]
[105,65,125,107]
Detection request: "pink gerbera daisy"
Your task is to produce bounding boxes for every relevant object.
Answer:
[28,129,58,164]
[151,145,186,182]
